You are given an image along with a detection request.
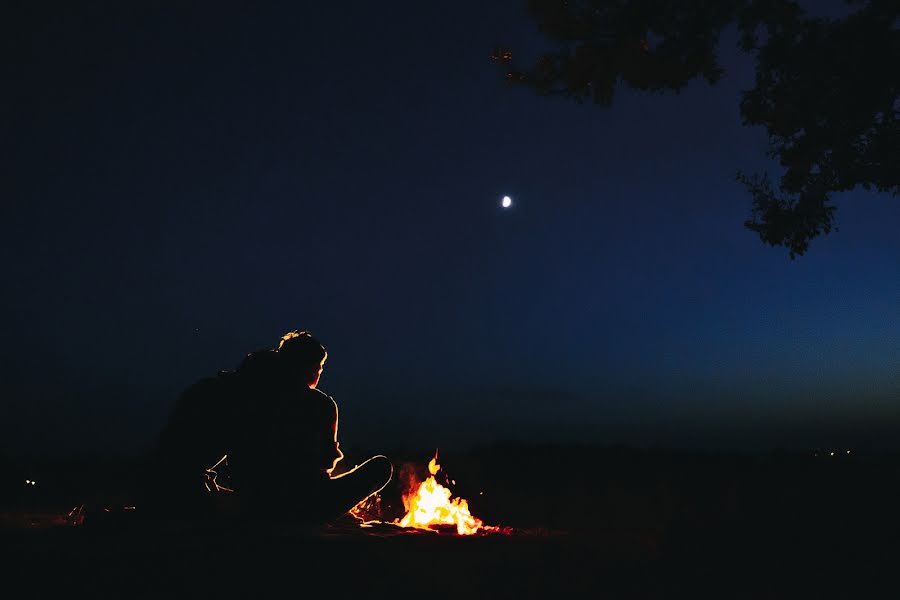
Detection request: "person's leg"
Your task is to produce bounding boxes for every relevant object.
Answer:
[321,454,393,521]
[254,456,393,527]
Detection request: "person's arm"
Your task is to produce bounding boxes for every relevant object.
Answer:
[326,396,344,475]
[320,395,344,477]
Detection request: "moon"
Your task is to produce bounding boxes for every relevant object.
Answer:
[501,196,512,208]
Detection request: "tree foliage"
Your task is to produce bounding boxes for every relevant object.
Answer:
[498,0,899,257]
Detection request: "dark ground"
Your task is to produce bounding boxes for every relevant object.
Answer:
[3,442,899,598]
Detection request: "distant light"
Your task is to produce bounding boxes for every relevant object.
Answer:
[846,450,851,455]
[501,196,512,208]
[830,452,835,456]
[25,479,30,484]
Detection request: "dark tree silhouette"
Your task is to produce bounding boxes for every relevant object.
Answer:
[497,0,899,257]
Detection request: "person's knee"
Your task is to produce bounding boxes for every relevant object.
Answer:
[369,454,393,486]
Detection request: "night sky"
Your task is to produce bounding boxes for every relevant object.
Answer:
[3,1,898,459]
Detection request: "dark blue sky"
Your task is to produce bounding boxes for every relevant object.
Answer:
[3,1,898,458]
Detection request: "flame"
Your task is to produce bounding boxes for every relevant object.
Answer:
[395,451,494,535]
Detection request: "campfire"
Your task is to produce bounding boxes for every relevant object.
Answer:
[202,446,502,535]
[355,450,500,535]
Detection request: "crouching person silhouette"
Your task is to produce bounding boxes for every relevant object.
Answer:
[153,330,393,528]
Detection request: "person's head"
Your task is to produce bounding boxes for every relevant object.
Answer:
[277,330,327,388]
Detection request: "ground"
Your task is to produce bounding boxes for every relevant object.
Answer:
[3,443,899,598]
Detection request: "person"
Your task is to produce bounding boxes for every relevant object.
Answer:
[152,330,393,527]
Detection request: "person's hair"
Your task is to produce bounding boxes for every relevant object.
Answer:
[277,330,327,369]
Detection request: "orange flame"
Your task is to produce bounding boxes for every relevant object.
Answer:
[395,451,494,535]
